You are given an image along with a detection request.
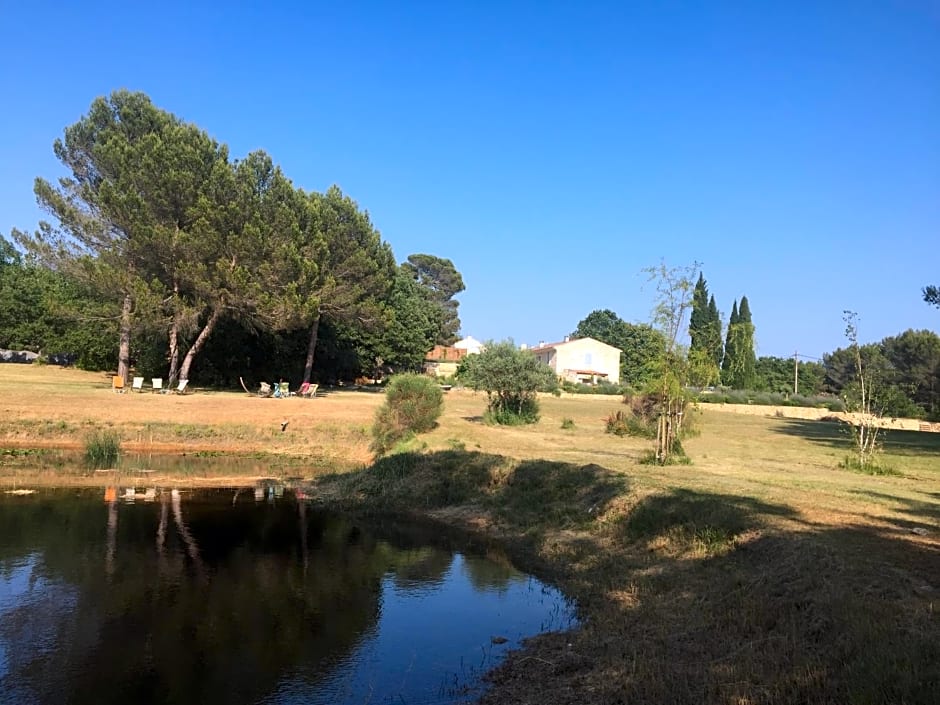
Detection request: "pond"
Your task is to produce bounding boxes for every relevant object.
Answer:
[0,486,575,705]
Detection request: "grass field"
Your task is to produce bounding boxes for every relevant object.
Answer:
[2,364,939,703]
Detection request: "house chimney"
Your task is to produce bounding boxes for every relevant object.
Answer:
[564,335,570,342]
[538,340,545,348]
[520,343,527,350]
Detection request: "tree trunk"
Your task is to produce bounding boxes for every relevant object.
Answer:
[302,312,321,384]
[117,292,133,383]
[167,279,181,387]
[178,306,222,383]
[167,319,180,388]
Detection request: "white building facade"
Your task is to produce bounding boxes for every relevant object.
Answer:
[528,337,621,385]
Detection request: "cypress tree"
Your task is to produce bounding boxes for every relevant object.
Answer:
[722,299,739,385]
[707,294,722,368]
[689,273,710,355]
[737,296,757,389]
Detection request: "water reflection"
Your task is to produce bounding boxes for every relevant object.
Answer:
[0,488,574,704]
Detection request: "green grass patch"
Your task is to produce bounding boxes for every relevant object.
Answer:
[638,448,692,465]
[839,455,902,476]
[83,429,121,469]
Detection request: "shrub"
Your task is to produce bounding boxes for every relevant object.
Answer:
[485,397,541,425]
[696,389,847,412]
[370,374,443,455]
[84,429,121,469]
[459,341,557,425]
[560,417,575,430]
[609,392,698,456]
[561,381,626,395]
[606,410,655,438]
[606,393,660,438]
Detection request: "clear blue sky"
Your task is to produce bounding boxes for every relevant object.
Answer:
[2,0,938,358]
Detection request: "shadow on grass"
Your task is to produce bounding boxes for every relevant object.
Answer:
[498,461,627,531]
[848,488,940,530]
[318,450,627,533]
[619,488,799,549]
[483,492,940,705]
[772,417,940,457]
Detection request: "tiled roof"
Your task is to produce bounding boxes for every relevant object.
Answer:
[425,345,468,361]
[528,341,565,352]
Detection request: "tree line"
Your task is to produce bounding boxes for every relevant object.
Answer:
[570,270,939,420]
[3,91,464,387]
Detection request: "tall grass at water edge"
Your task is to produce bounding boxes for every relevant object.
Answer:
[84,429,121,469]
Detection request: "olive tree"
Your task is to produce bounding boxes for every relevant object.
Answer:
[458,341,557,425]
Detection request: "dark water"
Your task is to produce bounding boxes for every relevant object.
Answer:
[0,487,575,705]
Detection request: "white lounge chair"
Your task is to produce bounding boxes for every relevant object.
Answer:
[173,379,189,395]
[131,376,144,392]
[151,378,163,394]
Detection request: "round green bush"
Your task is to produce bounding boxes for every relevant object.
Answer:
[370,374,444,455]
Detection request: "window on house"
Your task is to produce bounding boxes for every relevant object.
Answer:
[584,352,592,366]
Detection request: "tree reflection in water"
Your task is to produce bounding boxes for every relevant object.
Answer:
[0,488,573,705]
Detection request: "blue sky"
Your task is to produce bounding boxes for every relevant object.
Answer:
[2,1,937,358]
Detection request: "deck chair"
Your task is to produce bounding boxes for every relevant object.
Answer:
[112,376,125,393]
[151,378,163,394]
[278,381,291,398]
[299,382,318,398]
[258,381,272,397]
[172,379,189,394]
[131,376,144,392]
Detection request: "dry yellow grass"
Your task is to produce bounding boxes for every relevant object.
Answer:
[3,364,939,703]
[2,364,937,530]
[0,364,378,468]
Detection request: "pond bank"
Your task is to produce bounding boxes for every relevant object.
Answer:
[0,446,356,488]
[307,450,939,705]
[3,446,938,704]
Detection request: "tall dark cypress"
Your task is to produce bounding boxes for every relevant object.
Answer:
[707,294,722,368]
[689,272,710,356]
[738,296,757,389]
[721,299,739,384]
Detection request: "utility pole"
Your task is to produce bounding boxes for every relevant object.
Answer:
[793,351,799,396]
